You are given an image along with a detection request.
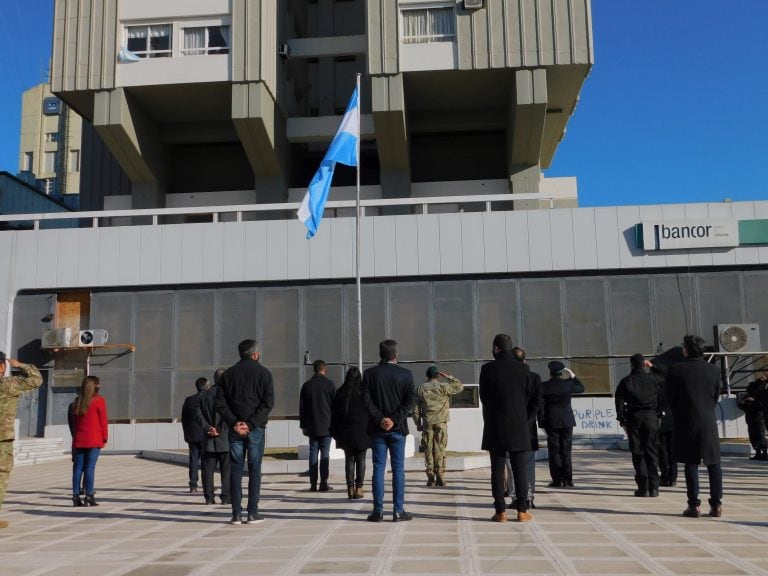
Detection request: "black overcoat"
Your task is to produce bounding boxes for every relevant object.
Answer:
[528,371,544,451]
[330,383,372,453]
[299,373,336,437]
[667,357,721,465]
[479,350,532,452]
[181,392,205,443]
[361,362,417,437]
[196,385,229,453]
[541,377,585,430]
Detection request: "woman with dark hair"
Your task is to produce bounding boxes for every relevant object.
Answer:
[330,366,371,499]
[71,376,108,507]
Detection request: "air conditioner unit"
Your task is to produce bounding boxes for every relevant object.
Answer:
[78,329,109,347]
[464,0,484,9]
[713,324,761,353]
[42,328,72,348]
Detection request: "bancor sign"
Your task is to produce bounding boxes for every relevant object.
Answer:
[638,219,739,250]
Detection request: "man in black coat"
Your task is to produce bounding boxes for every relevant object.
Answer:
[541,361,585,488]
[743,374,768,460]
[215,339,274,525]
[181,379,206,494]
[197,371,231,505]
[299,359,337,492]
[361,339,417,523]
[667,334,723,518]
[480,334,533,523]
[615,354,660,497]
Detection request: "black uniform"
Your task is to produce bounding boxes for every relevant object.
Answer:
[742,378,767,459]
[541,374,584,487]
[615,368,660,496]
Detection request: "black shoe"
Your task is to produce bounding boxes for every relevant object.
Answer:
[246,513,265,524]
[189,486,198,493]
[393,511,413,522]
[649,489,659,498]
[318,483,333,492]
[72,496,84,507]
[547,481,562,488]
[84,494,98,507]
[367,511,384,522]
[683,505,701,518]
[426,478,435,487]
[435,477,445,487]
[220,497,231,505]
[634,489,649,497]
[230,516,243,525]
[563,481,574,488]
[309,485,318,492]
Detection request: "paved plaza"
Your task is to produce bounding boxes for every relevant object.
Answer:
[1,450,767,576]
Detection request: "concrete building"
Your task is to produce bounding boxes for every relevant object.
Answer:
[18,83,82,196]
[51,0,590,210]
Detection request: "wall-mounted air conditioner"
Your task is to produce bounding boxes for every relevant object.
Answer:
[713,324,761,353]
[42,328,72,348]
[78,329,109,347]
[464,0,484,9]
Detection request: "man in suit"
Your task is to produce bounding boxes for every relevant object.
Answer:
[480,334,534,523]
[362,339,417,522]
[181,379,207,494]
[215,339,274,525]
[197,370,231,505]
[667,334,723,518]
[541,361,584,488]
[299,359,337,492]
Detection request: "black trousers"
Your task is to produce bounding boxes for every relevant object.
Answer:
[490,450,528,513]
[626,411,659,493]
[746,414,767,452]
[546,428,573,484]
[658,429,677,484]
[344,449,367,488]
[202,451,231,502]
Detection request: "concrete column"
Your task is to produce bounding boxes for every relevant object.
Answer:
[371,74,411,203]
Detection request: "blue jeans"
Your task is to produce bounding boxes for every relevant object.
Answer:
[229,427,265,517]
[371,432,406,514]
[308,435,332,486]
[72,448,100,496]
[187,441,203,487]
[684,462,723,508]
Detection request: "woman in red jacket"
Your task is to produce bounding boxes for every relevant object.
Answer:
[71,376,108,506]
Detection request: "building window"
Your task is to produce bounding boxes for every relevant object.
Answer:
[44,151,57,174]
[69,150,80,173]
[22,152,33,172]
[182,25,230,56]
[401,6,455,44]
[45,132,59,143]
[126,24,172,58]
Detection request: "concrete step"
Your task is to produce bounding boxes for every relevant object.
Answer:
[14,437,66,466]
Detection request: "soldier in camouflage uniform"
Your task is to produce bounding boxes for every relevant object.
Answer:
[0,351,43,529]
[412,366,462,486]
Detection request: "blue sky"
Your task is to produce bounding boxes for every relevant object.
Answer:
[0,0,766,207]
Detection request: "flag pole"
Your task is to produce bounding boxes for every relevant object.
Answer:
[355,72,363,372]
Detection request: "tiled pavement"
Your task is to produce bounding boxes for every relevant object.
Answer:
[1,451,767,576]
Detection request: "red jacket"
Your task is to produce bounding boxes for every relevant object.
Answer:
[72,395,109,449]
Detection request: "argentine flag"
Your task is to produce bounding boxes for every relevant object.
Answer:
[297,86,359,238]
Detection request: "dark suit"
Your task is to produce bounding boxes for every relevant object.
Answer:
[299,373,336,488]
[181,392,205,489]
[667,356,722,508]
[196,385,230,504]
[480,350,533,513]
[541,375,584,487]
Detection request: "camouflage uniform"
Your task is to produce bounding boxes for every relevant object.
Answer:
[412,376,462,483]
[0,363,43,512]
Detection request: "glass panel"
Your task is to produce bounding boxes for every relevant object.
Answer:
[744,272,768,335]
[433,282,473,361]
[653,274,697,352]
[429,7,455,41]
[304,286,343,365]
[134,371,172,420]
[149,24,171,56]
[183,27,205,55]
[520,280,563,358]
[270,366,301,419]
[569,358,611,395]
[609,277,654,356]
[477,280,518,360]
[173,370,212,420]
[91,293,133,370]
[346,284,387,364]
[90,370,130,421]
[565,278,607,357]
[176,291,214,369]
[12,294,54,367]
[51,390,78,425]
[390,284,430,362]
[260,288,299,365]
[209,25,229,54]
[402,9,428,44]
[134,292,173,369]
[698,273,743,346]
[218,289,259,368]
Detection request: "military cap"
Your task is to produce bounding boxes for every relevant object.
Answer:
[548,360,565,373]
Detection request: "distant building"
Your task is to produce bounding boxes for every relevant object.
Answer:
[0,171,71,227]
[50,0,589,210]
[18,83,83,196]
